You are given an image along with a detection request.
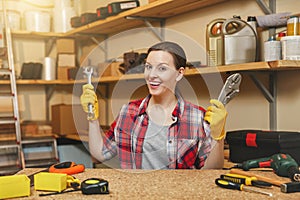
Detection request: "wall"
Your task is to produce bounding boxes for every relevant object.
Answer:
[79,0,300,132]
[3,0,300,133]
[165,0,300,132]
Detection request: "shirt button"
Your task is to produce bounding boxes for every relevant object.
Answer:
[168,140,172,144]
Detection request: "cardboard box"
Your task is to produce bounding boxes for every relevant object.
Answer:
[21,123,38,136]
[56,38,75,54]
[100,62,122,77]
[57,67,76,80]
[51,104,88,135]
[57,54,76,67]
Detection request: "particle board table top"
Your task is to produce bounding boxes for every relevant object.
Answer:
[16,168,300,199]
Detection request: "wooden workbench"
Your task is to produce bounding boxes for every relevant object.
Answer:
[16,168,300,199]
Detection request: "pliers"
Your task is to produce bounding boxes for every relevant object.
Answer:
[218,73,242,105]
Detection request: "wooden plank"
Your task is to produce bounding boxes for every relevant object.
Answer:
[12,31,64,39]
[1,61,300,85]
[268,60,300,69]
[152,0,227,17]
[185,61,271,75]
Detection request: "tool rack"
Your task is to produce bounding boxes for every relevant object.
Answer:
[0,1,58,175]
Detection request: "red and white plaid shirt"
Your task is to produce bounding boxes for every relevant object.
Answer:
[101,95,212,169]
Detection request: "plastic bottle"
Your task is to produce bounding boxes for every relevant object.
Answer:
[264,36,281,61]
[276,32,286,41]
[247,16,257,35]
[287,16,299,36]
[222,17,257,64]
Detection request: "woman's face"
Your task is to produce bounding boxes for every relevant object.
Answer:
[144,50,184,97]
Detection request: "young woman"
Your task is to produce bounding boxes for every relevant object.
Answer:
[80,41,227,169]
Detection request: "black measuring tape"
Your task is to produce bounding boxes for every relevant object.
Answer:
[81,178,109,195]
[39,178,109,196]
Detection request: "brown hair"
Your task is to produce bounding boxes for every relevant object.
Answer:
[147,41,186,70]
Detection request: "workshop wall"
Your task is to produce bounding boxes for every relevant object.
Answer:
[4,0,300,132]
[78,0,300,132]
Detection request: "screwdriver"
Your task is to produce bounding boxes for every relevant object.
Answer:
[220,173,272,187]
[215,178,273,196]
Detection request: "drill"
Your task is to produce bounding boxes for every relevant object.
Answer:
[235,153,300,182]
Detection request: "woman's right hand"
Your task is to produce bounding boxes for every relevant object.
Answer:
[80,84,99,120]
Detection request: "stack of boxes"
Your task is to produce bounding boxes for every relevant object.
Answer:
[56,38,76,80]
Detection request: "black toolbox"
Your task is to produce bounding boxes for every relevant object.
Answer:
[107,0,140,16]
[96,1,140,20]
[96,6,109,19]
[80,13,98,25]
[70,16,81,28]
[226,130,300,164]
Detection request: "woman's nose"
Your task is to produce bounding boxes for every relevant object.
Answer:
[148,67,158,78]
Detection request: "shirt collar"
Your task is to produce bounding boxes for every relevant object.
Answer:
[138,94,185,121]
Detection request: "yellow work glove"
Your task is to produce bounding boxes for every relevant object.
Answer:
[80,84,99,120]
[204,99,227,140]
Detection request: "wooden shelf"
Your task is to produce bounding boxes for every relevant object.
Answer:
[1,60,300,85]
[8,0,227,39]
[11,30,65,39]
[64,0,226,36]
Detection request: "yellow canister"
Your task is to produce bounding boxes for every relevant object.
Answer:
[287,16,299,36]
[34,172,67,192]
[0,174,30,199]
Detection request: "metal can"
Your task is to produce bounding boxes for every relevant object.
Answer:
[264,39,281,61]
[287,16,299,36]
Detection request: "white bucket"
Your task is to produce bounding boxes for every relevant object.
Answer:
[0,10,21,30]
[54,0,72,8]
[53,7,76,32]
[281,36,300,60]
[24,11,51,32]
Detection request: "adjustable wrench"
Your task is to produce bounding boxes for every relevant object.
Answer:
[218,73,242,105]
[83,67,95,120]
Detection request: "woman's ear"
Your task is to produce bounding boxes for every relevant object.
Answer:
[176,67,185,81]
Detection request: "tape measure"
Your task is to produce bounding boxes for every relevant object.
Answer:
[81,178,109,195]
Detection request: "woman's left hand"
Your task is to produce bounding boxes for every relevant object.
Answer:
[204,99,227,140]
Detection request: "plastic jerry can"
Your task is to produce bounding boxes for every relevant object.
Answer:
[206,18,226,66]
[222,17,257,65]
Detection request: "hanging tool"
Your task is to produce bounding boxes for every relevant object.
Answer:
[218,73,242,105]
[220,173,272,187]
[49,161,85,175]
[234,153,300,181]
[83,67,95,120]
[215,178,273,196]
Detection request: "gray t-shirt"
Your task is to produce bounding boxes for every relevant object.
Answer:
[141,119,169,169]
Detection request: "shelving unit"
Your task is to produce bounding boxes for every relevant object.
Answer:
[64,0,227,36]
[0,0,296,140]
[1,60,299,85]
[0,1,59,175]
